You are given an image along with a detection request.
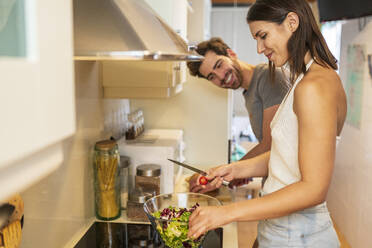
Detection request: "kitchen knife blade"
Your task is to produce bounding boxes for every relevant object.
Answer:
[167,159,229,186]
[168,159,207,176]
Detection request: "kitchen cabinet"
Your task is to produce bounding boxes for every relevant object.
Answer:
[0,0,75,201]
[101,61,187,99]
[188,0,212,43]
[144,0,189,41]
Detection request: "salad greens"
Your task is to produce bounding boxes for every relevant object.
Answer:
[152,203,202,248]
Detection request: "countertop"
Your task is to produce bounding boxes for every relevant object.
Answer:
[64,210,238,248]
[21,174,239,248]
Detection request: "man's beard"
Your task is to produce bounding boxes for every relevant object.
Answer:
[228,59,243,90]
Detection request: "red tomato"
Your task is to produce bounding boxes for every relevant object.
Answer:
[199,176,208,185]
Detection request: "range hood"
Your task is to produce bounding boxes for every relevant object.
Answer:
[73,0,202,61]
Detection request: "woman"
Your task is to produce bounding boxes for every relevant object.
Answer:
[187,0,347,247]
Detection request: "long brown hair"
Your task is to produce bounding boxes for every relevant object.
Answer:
[187,37,230,78]
[247,0,337,85]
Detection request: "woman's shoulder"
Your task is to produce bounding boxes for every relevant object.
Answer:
[295,63,341,97]
[293,62,347,134]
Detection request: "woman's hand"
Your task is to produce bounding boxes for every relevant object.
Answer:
[206,163,235,183]
[189,173,221,193]
[188,205,232,239]
[189,164,236,193]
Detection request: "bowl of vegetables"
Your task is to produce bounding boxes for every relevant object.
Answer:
[143,192,221,248]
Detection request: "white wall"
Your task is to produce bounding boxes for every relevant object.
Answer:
[20,61,130,246]
[130,75,229,167]
[327,18,372,248]
[211,7,267,117]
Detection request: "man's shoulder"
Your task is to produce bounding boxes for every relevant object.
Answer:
[254,63,269,72]
[254,63,285,78]
[252,63,269,83]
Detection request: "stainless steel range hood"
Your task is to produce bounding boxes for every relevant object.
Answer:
[73,0,202,61]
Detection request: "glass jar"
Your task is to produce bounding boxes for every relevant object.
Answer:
[119,156,130,209]
[127,187,152,221]
[125,109,145,140]
[135,164,161,196]
[93,139,121,220]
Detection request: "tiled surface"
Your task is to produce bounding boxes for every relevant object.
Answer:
[21,61,130,246]
[130,75,229,166]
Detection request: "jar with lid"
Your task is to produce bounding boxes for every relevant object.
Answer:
[93,139,121,220]
[126,187,152,221]
[119,156,130,209]
[135,164,161,196]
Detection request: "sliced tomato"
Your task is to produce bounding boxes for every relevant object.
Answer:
[199,176,208,185]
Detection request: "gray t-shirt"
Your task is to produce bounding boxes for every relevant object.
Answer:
[243,64,288,142]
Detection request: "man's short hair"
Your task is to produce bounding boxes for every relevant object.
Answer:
[187,37,230,78]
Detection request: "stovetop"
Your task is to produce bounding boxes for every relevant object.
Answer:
[74,222,223,248]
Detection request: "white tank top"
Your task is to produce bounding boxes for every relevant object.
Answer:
[263,60,340,194]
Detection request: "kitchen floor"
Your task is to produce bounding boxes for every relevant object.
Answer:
[234,188,351,248]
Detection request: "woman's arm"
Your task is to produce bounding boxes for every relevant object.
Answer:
[190,151,270,193]
[230,72,338,220]
[204,151,270,189]
[188,70,340,238]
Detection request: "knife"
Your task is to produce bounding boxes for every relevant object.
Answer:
[168,159,229,186]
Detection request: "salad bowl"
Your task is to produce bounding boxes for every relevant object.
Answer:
[143,192,222,248]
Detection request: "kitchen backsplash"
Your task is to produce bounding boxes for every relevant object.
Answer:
[21,61,130,221]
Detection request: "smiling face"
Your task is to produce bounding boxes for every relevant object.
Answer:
[249,18,294,67]
[198,50,243,89]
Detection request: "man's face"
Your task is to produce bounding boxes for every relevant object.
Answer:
[199,50,243,89]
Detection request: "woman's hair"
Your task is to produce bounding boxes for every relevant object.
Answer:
[187,37,230,78]
[247,0,337,85]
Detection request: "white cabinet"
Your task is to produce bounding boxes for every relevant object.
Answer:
[144,0,189,40]
[101,61,187,99]
[0,0,75,201]
[97,0,190,99]
[188,0,212,43]
[211,7,267,65]
[117,129,185,194]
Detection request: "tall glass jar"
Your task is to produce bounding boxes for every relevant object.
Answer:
[94,139,121,220]
[119,155,130,209]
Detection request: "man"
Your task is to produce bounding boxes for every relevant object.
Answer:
[186,37,288,193]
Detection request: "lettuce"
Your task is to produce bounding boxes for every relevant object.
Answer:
[153,204,201,248]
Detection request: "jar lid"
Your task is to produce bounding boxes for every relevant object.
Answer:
[94,139,117,151]
[136,164,161,177]
[120,156,130,168]
[129,188,152,203]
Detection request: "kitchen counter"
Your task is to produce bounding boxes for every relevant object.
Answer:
[21,208,238,248]
[64,210,238,248]
[21,174,239,248]
[21,218,92,248]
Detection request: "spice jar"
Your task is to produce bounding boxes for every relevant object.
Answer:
[93,139,121,220]
[119,156,130,209]
[127,187,152,221]
[135,164,161,196]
